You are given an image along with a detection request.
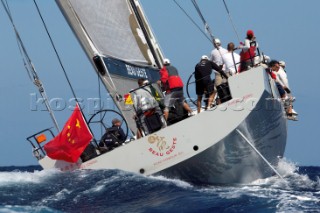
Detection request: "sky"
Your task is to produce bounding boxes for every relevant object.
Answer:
[0,0,319,167]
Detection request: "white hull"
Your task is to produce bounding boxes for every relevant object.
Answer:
[39,66,287,184]
[157,91,287,184]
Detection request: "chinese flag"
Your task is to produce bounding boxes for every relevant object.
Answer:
[44,104,93,163]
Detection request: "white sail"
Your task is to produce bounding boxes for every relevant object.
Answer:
[55,0,165,134]
[57,0,155,64]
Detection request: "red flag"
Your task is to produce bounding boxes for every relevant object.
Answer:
[44,104,93,163]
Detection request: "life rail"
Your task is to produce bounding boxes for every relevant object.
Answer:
[26,128,55,160]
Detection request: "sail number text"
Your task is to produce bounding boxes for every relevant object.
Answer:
[125,64,148,78]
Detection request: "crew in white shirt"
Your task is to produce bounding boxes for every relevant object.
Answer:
[269,60,298,119]
[274,66,289,90]
[209,38,228,66]
[209,38,228,91]
[222,42,240,76]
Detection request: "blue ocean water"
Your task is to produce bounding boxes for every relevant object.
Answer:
[0,160,319,213]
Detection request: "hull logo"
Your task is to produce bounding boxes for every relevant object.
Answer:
[147,134,177,157]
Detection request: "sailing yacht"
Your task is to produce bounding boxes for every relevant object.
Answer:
[24,0,288,184]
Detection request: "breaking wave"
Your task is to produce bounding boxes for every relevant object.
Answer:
[0,159,319,213]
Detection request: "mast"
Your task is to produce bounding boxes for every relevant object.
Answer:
[128,0,163,68]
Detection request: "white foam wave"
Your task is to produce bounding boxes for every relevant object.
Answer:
[251,158,316,189]
[39,188,72,205]
[277,157,299,176]
[148,175,193,189]
[101,169,194,189]
[215,158,320,211]
[83,175,119,194]
[0,205,57,213]
[0,169,60,185]
[276,191,320,212]
[275,158,319,191]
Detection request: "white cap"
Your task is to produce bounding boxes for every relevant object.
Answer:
[263,55,271,63]
[214,38,221,45]
[163,58,170,65]
[201,55,208,60]
[142,80,149,85]
[279,61,286,67]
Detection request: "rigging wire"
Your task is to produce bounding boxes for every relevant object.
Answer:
[1,0,60,132]
[97,74,104,136]
[32,0,101,142]
[222,0,241,43]
[190,0,246,66]
[190,0,226,63]
[3,0,33,82]
[2,0,37,81]
[191,0,216,44]
[32,0,79,103]
[173,0,211,43]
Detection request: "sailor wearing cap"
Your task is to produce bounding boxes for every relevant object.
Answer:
[194,55,227,113]
[99,117,126,151]
[159,59,194,120]
[238,30,259,71]
[209,38,228,66]
[279,61,287,72]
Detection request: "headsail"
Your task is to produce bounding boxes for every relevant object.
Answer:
[55,0,165,134]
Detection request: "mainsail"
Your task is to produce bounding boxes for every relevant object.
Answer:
[55,0,165,134]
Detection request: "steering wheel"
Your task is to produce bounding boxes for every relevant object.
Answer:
[87,109,129,144]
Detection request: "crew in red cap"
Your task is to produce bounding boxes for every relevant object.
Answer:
[238,29,259,71]
[247,30,254,37]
